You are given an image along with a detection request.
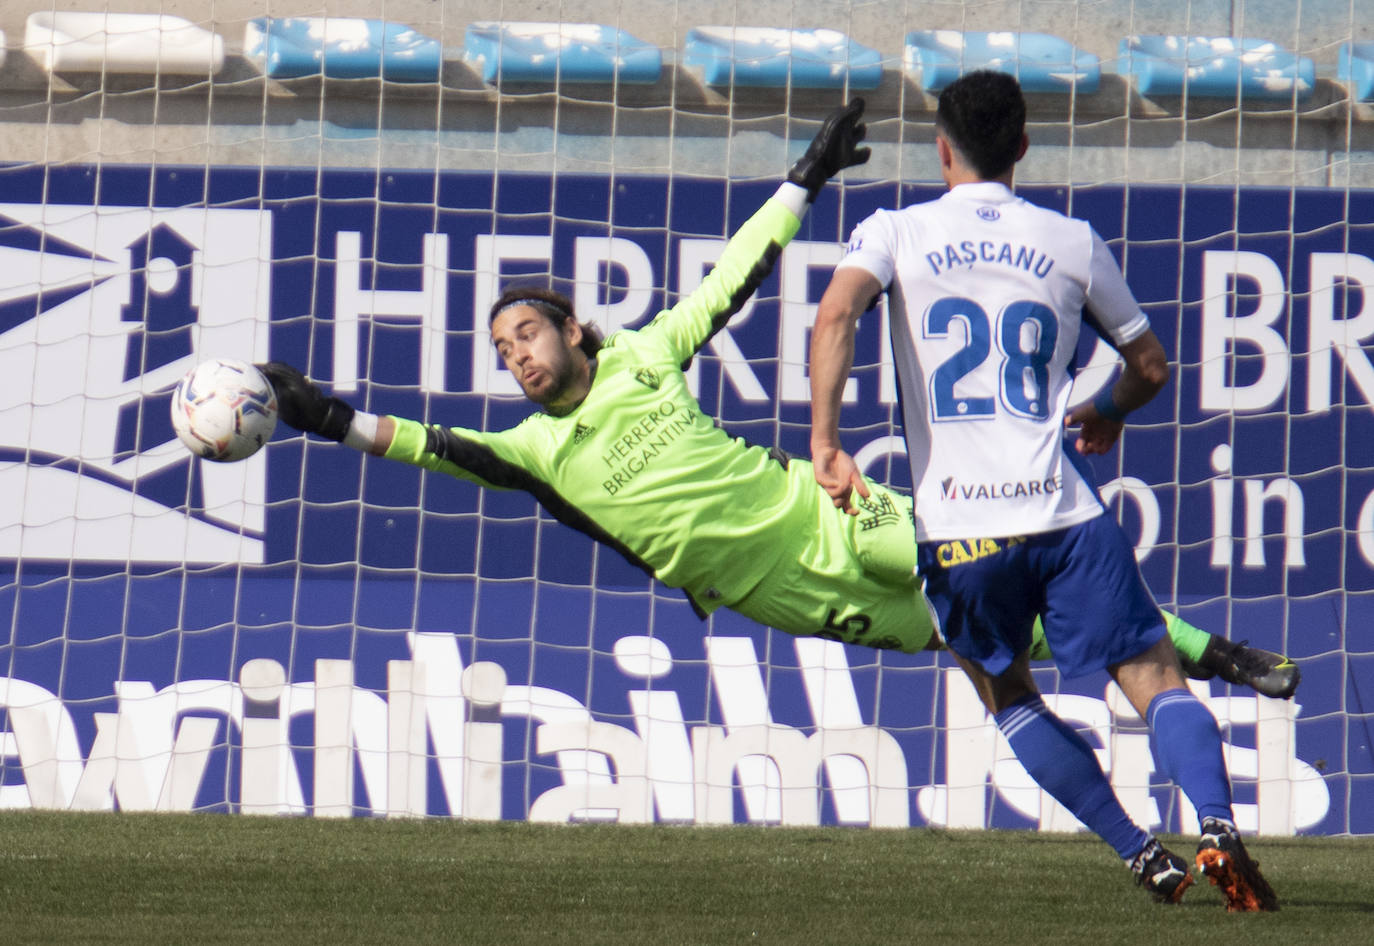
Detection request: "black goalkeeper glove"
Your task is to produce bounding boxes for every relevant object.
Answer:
[256,362,356,443]
[787,97,870,202]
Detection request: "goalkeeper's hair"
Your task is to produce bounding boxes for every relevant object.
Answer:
[935,70,1026,180]
[489,285,604,359]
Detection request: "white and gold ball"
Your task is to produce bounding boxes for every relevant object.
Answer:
[170,358,278,462]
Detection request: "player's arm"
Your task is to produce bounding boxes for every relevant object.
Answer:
[644,99,869,363]
[809,266,884,515]
[1064,231,1170,455]
[258,362,535,488]
[1067,328,1167,456]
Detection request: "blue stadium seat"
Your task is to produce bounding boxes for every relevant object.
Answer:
[243,17,441,81]
[903,30,1099,93]
[463,22,661,84]
[683,27,882,89]
[1118,35,1315,100]
[1339,43,1374,102]
[25,12,224,75]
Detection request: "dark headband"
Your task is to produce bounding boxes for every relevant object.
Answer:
[490,297,572,324]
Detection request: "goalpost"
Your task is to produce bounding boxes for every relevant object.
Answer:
[0,0,1367,835]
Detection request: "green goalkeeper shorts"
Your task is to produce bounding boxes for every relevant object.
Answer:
[727,463,936,653]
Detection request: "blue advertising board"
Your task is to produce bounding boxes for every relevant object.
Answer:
[0,163,1367,833]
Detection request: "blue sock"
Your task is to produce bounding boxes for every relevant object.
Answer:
[1147,688,1233,825]
[995,695,1150,861]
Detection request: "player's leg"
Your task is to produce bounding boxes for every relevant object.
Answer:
[919,535,1191,903]
[947,645,1193,903]
[846,476,918,583]
[1055,516,1278,912]
[1112,638,1280,911]
[1166,611,1300,699]
[728,471,935,652]
[732,563,935,653]
[1029,611,1301,699]
[864,480,1298,693]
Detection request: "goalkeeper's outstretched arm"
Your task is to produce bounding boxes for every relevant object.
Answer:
[641,98,871,365]
[257,361,393,456]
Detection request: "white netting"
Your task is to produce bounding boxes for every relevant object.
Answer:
[0,1,1369,834]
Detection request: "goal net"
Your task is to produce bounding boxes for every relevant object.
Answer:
[0,1,1367,835]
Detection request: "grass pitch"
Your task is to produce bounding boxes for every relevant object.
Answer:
[0,812,1368,946]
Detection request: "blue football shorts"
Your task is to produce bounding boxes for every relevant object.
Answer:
[915,513,1165,678]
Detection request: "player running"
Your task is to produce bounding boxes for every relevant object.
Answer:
[810,74,1280,909]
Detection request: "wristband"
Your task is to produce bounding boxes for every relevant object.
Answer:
[1092,386,1129,423]
[774,182,811,220]
[343,411,380,451]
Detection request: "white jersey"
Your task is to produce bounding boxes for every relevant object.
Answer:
[838,181,1151,542]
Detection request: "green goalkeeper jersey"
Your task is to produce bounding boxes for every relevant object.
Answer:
[384,193,805,614]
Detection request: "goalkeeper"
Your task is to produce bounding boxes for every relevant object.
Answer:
[260,99,1296,700]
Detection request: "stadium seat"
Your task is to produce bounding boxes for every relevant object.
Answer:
[1117,35,1315,100]
[463,22,661,84]
[903,30,1099,93]
[682,27,882,89]
[24,12,224,75]
[243,17,441,81]
[1338,43,1374,102]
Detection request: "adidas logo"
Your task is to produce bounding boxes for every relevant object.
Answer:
[573,422,596,444]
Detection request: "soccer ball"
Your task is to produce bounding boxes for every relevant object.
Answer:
[170,358,278,462]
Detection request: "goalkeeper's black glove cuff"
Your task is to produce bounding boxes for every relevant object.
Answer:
[786,157,829,203]
[257,361,356,443]
[315,398,356,443]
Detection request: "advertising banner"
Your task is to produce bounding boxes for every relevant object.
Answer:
[0,164,1367,833]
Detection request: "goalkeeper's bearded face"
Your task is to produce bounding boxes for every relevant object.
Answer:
[491,305,587,408]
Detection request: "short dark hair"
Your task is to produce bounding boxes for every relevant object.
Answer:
[489,285,603,358]
[935,70,1026,180]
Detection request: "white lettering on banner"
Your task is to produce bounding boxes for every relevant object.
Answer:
[458,235,879,401]
[848,431,1314,573]
[698,637,907,826]
[1208,443,1307,569]
[573,236,654,335]
[328,235,896,402]
[1357,492,1374,567]
[792,638,909,826]
[1097,476,1161,564]
[464,236,832,402]
[677,238,769,402]
[0,635,1329,833]
[0,204,273,564]
[780,240,856,403]
[451,240,1374,412]
[331,231,449,394]
[1200,249,1374,414]
[615,636,694,822]
[879,294,899,406]
[1307,252,1374,411]
[472,234,552,396]
[1200,250,1290,413]
[916,669,1328,834]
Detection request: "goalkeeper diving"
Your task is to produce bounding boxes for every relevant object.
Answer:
[260,99,1297,700]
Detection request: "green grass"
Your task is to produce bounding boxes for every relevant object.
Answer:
[0,813,1370,945]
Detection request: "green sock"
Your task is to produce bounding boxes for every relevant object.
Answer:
[1027,612,1210,665]
[1029,617,1053,662]
[1163,611,1210,663]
